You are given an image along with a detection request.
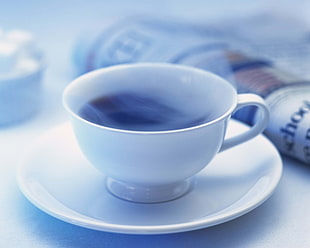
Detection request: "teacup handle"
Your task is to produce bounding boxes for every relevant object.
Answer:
[219,93,269,152]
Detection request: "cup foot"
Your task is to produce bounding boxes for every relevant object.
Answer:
[106,178,192,203]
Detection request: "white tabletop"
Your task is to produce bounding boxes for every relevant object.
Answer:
[1,1,310,247]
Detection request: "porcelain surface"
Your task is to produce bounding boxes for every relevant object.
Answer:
[17,120,282,234]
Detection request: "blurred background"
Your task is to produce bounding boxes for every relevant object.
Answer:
[1,0,309,126]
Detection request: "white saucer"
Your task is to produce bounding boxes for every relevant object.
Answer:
[17,120,282,234]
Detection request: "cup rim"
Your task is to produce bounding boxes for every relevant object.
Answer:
[63,63,237,134]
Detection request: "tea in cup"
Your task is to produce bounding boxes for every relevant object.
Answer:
[63,63,269,203]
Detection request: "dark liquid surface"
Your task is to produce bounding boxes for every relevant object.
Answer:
[79,92,207,131]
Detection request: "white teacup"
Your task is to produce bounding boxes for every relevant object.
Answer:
[63,63,269,203]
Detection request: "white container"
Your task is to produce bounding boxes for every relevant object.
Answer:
[63,63,269,203]
[0,29,44,125]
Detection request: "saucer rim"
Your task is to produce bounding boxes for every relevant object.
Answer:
[16,120,283,234]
